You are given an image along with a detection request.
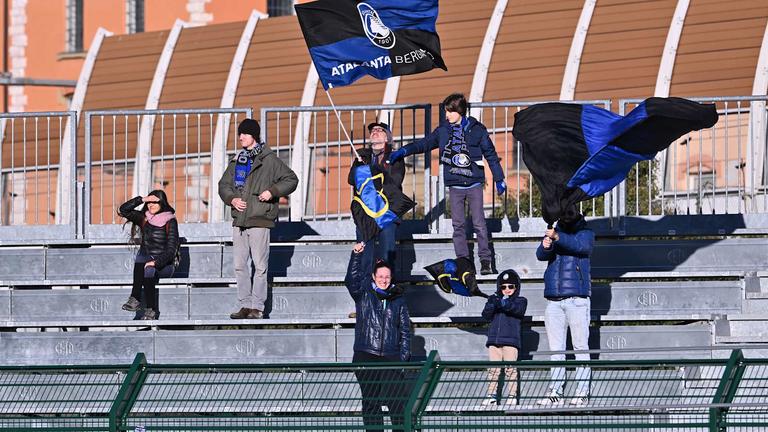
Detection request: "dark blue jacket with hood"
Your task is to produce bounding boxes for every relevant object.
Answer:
[345,250,411,361]
[400,117,504,187]
[535,217,594,299]
[482,270,528,349]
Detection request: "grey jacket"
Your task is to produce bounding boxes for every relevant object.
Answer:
[218,145,298,228]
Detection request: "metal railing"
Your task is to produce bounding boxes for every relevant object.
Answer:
[261,103,432,224]
[82,108,252,238]
[1,349,766,431]
[0,111,77,240]
[618,96,768,217]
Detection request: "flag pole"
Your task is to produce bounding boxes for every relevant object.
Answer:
[324,88,362,162]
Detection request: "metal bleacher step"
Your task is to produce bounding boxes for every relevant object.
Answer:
[0,280,740,326]
[0,323,714,366]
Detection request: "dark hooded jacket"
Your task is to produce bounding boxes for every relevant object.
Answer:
[118,196,180,269]
[345,251,411,361]
[535,217,594,299]
[482,270,528,348]
[399,117,504,187]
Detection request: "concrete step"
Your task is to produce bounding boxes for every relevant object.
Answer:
[0,323,714,366]
[714,314,768,343]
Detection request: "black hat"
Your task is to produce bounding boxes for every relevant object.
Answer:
[367,121,390,132]
[496,269,521,295]
[238,119,261,139]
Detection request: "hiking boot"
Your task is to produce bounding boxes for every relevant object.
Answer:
[246,309,263,319]
[230,308,251,319]
[348,311,357,319]
[122,297,141,312]
[141,309,157,320]
[480,260,495,275]
[536,390,563,406]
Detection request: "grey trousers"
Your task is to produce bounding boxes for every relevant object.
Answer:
[449,186,492,261]
[232,226,270,311]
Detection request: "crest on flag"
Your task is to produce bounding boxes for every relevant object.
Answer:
[358,3,395,49]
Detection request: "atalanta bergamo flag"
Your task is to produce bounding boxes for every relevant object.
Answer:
[295,0,447,89]
[351,163,416,242]
[512,97,718,224]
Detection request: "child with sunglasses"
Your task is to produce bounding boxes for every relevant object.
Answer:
[481,269,528,406]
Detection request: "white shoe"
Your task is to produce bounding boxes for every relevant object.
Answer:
[536,390,563,405]
[481,395,497,406]
[570,393,589,406]
[504,398,517,406]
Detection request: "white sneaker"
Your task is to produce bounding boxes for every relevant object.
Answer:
[536,390,563,405]
[570,393,589,406]
[480,395,497,406]
[504,397,517,406]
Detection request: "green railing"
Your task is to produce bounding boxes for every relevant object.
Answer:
[0,350,766,431]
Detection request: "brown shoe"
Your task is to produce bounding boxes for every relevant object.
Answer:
[230,308,251,319]
[246,309,263,319]
[348,311,356,319]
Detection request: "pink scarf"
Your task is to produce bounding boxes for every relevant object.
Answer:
[145,210,176,227]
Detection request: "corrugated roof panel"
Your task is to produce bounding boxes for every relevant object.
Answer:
[671,0,768,96]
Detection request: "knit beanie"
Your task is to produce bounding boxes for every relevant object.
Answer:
[238,119,261,140]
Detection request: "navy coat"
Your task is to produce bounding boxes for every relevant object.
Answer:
[535,219,594,298]
[400,117,504,187]
[345,251,411,361]
[482,281,527,349]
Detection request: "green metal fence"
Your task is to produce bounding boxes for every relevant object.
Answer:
[0,350,766,432]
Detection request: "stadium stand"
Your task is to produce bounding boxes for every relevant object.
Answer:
[1,0,768,429]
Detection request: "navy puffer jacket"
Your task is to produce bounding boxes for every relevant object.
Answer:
[535,219,594,298]
[345,251,411,361]
[482,273,528,348]
[400,117,504,187]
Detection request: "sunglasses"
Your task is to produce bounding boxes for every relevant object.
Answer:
[500,284,517,289]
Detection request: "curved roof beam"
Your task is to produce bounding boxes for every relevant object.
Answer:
[133,19,187,196]
[289,64,320,221]
[651,0,689,203]
[469,0,508,119]
[655,0,689,97]
[560,0,596,101]
[209,11,261,222]
[747,18,768,205]
[57,27,113,226]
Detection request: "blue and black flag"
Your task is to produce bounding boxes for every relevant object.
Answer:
[424,257,487,298]
[295,0,447,89]
[512,97,718,224]
[351,164,416,242]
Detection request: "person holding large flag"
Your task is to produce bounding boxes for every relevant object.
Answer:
[388,93,506,275]
[348,122,406,268]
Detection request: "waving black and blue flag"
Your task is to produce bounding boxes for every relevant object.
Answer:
[512,97,718,224]
[424,257,487,298]
[295,0,447,89]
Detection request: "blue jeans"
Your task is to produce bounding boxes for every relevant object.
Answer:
[544,297,591,395]
[356,222,397,268]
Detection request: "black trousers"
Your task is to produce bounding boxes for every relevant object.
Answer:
[353,351,407,432]
[130,262,173,310]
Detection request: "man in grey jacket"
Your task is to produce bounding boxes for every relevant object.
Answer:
[218,119,298,319]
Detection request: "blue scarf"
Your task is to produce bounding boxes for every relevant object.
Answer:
[234,146,262,189]
[440,118,473,177]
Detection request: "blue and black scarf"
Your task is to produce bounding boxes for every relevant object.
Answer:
[233,145,263,189]
[440,118,473,177]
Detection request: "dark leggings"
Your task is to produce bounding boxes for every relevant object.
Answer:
[130,262,173,310]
